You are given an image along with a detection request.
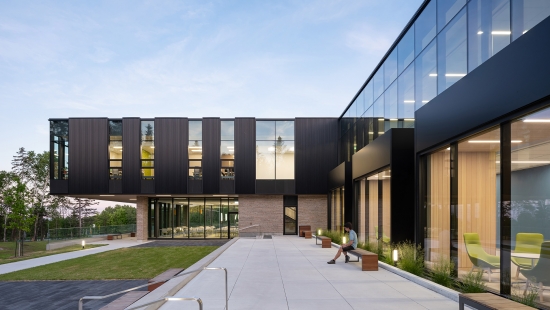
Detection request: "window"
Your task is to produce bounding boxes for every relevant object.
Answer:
[189,120,202,180]
[109,120,122,180]
[398,64,415,119]
[141,120,154,179]
[511,0,550,41]
[438,8,467,94]
[256,120,295,179]
[398,25,415,75]
[50,120,69,180]
[384,49,398,89]
[415,40,437,109]
[437,0,467,32]
[220,121,234,180]
[415,0,436,56]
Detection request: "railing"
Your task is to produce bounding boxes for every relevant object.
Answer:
[48,224,137,241]
[126,296,203,310]
[238,224,261,237]
[78,267,228,310]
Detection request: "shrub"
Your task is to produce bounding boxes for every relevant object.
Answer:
[459,271,486,293]
[395,241,424,276]
[320,230,344,244]
[430,256,454,288]
[511,282,538,307]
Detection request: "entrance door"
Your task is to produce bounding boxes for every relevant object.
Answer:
[284,207,297,235]
[228,212,239,238]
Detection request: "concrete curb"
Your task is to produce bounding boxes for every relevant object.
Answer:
[320,236,459,302]
[127,237,239,310]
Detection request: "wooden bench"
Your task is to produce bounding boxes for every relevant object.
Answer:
[317,236,331,248]
[299,225,311,237]
[348,248,378,271]
[100,291,148,310]
[304,230,312,239]
[130,232,136,237]
[107,234,122,240]
[148,268,184,291]
[459,293,532,310]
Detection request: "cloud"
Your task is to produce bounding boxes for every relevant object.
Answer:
[88,46,115,63]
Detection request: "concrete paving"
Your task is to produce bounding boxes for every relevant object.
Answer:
[0,238,149,275]
[159,236,460,310]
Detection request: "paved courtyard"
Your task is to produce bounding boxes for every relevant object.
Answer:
[156,236,459,310]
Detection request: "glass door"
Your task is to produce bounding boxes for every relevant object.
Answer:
[228,212,238,238]
[284,206,297,235]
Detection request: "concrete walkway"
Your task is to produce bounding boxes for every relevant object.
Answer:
[0,238,148,275]
[159,236,459,310]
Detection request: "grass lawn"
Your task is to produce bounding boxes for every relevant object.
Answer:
[0,246,218,281]
[0,241,106,265]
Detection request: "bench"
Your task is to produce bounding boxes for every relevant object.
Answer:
[317,236,331,248]
[130,232,136,237]
[304,231,312,239]
[348,248,378,271]
[107,234,122,240]
[148,268,185,291]
[299,225,311,237]
[459,293,532,310]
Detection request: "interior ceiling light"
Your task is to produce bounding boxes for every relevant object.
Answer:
[468,140,522,143]
[403,100,415,103]
[445,73,466,77]
[189,146,202,149]
[523,119,550,122]
[129,198,137,200]
[100,195,114,196]
[492,31,511,35]
[422,100,429,103]
[113,146,122,149]
[390,118,398,121]
[191,150,202,152]
[429,73,437,77]
[477,31,483,35]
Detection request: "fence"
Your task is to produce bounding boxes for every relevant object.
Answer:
[47,224,137,241]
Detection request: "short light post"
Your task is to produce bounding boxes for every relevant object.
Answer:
[316,229,322,245]
[82,240,86,249]
[392,249,398,266]
[342,236,347,245]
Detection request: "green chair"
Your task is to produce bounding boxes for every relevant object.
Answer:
[512,233,543,278]
[521,241,550,302]
[375,226,390,244]
[464,233,500,282]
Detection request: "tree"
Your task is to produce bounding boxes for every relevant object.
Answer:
[95,205,136,226]
[71,198,98,236]
[0,171,16,241]
[4,177,33,241]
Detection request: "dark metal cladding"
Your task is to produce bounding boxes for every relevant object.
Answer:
[202,118,221,194]
[234,118,256,194]
[122,118,141,194]
[155,118,188,194]
[68,118,109,194]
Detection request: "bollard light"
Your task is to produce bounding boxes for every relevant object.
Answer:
[392,249,398,266]
[82,240,85,249]
[318,229,321,236]
[342,236,347,244]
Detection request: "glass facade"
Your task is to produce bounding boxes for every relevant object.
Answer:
[189,120,202,180]
[329,187,344,232]
[221,121,235,180]
[109,120,122,180]
[50,120,69,180]
[256,120,295,179]
[354,170,391,244]
[148,197,238,239]
[338,0,550,164]
[141,120,154,179]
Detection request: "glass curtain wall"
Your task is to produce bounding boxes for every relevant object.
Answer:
[189,121,203,180]
[109,120,122,180]
[50,120,69,180]
[338,0,550,164]
[355,170,391,245]
[457,128,500,287]
[141,120,154,179]
[256,120,295,179]
[510,106,550,306]
[174,198,189,238]
[220,121,235,179]
[157,198,173,238]
[330,187,344,232]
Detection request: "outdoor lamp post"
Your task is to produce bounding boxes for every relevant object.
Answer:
[392,249,398,266]
[316,229,322,245]
[82,240,85,249]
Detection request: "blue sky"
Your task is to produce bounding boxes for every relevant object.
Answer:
[0,0,422,173]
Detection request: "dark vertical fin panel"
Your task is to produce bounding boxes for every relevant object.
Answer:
[295,118,339,194]
[203,118,220,194]
[235,118,256,194]
[68,118,109,194]
[122,118,141,194]
[155,118,188,194]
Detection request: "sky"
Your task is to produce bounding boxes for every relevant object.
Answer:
[0,0,423,209]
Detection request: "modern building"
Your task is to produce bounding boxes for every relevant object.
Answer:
[50,0,550,305]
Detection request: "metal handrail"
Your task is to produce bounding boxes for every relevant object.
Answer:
[126,296,203,310]
[238,224,261,236]
[78,267,228,310]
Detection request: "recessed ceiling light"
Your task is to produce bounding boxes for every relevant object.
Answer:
[100,195,114,197]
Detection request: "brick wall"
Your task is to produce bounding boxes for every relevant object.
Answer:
[239,195,284,234]
[298,195,328,233]
[136,196,148,242]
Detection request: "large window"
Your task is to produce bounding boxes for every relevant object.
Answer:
[220,121,234,180]
[109,120,122,180]
[330,187,344,232]
[438,7,467,94]
[50,120,69,180]
[256,120,294,179]
[141,120,154,179]
[355,170,391,245]
[189,121,202,180]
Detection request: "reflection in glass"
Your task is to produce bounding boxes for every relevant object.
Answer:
[457,128,500,287]
[468,0,510,72]
[385,81,397,119]
[157,199,173,239]
[374,95,384,118]
[276,121,294,140]
[50,120,69,180]
[511,0,550,41]
[189,121,202,141]
[174,199,189,238]
[384,49,398,89]
[284,207,297,234]
[415,40,437,109]
[141,121,155,179]
[220,120,234,140]
[364,82,374,113]
[109,120,122,180]
[398,64,415,119]
[221,141,234,179]
[189,128,202,180]
[398,25,415,74]
[438,8,467,94]
[415,0,436,56]
[256,141,275,179]
[189,198,205,238]
[205,198,221,238]
[256,121,276,140]
[276,140,294,179]
[373,68,384,100]
[437,0,467,32]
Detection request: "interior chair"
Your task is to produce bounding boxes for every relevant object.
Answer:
[521,241,550,302]
[512,233,543,278]
[463,233,500,282]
